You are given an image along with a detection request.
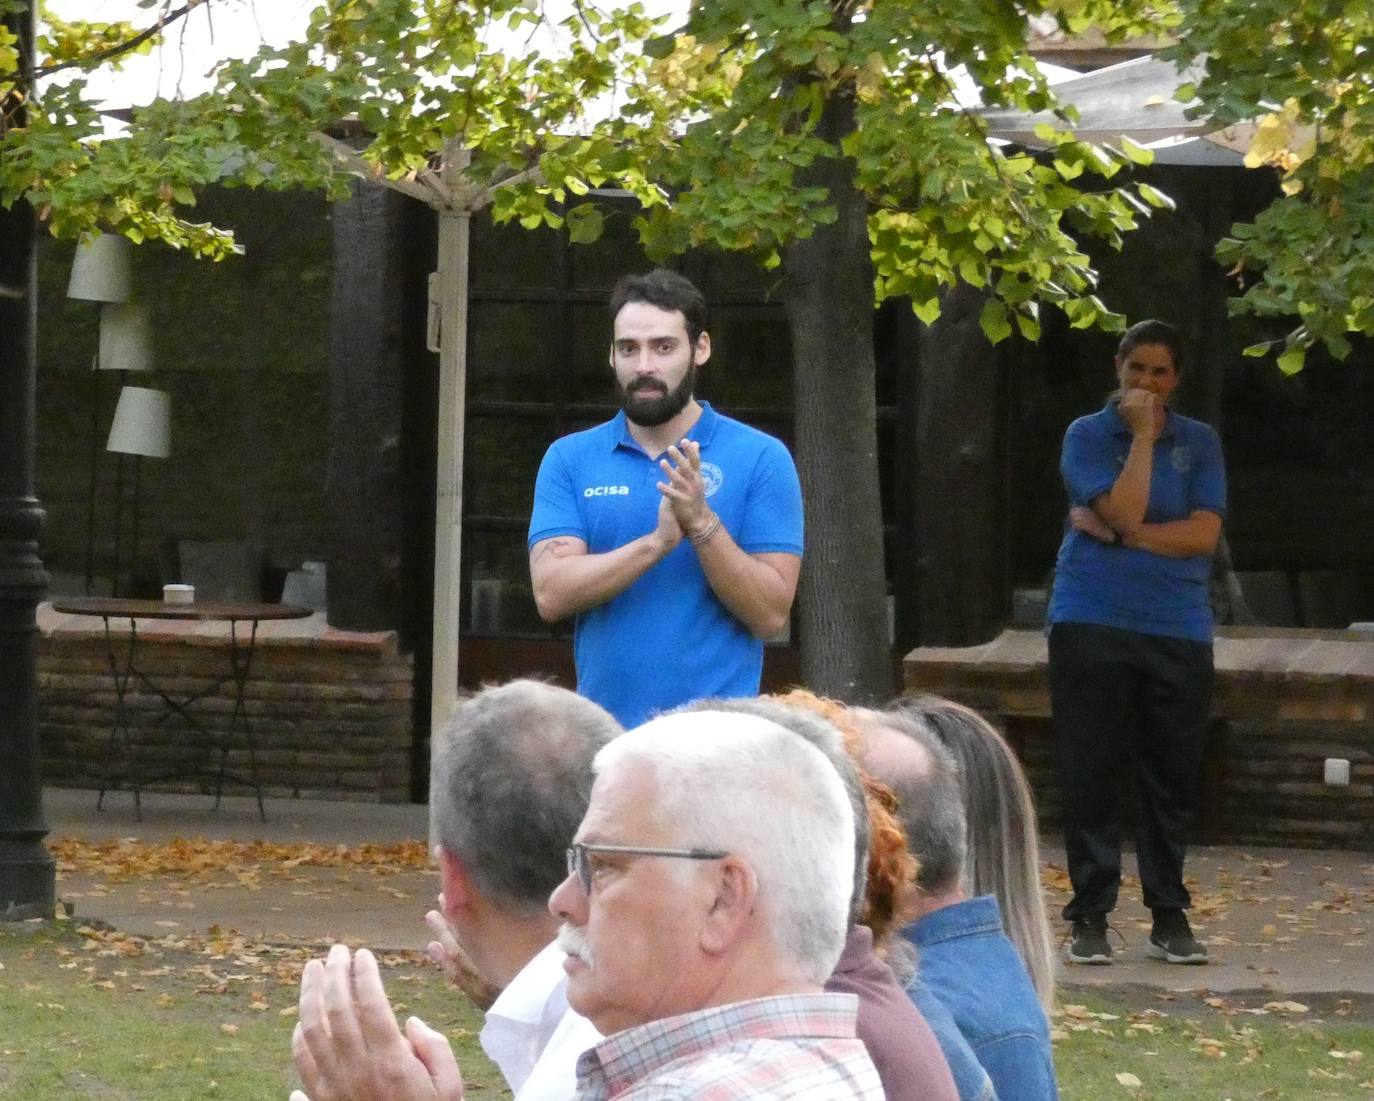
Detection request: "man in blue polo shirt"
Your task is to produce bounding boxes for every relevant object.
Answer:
[527,269,803,728]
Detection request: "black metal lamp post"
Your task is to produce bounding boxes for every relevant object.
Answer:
[0,1,56,921]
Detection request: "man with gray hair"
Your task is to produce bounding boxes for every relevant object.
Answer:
[290,679,617,1101]
[548,711,881,1099]
[861,707,1058,1101]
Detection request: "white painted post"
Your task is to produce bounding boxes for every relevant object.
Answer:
[429,144,473,736]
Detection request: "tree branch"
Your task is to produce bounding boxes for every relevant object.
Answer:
[570,0,603,44]
[27,0,210,83]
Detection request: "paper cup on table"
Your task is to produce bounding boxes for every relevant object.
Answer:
[163,584,195,604]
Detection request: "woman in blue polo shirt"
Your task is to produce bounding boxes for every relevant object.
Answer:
[1047,319,1226,969]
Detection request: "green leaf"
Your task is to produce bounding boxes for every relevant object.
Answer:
[1137,184,1176,210]
[979,298,1012,344]
[1276,345,1307,374]
[1119,137,1154,166]
[565,203,605,244]
[643,33,676,60]
[912,296,941,325]
[1242,343,1272,357]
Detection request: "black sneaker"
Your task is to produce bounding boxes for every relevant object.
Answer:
[1067,915,1113,964]
[1147,909,1208,964]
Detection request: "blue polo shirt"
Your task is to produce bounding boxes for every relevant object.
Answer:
[528,402,803,728]
[1048,401,1226,643]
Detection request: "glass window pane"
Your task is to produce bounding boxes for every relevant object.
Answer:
[464,529,547,637]
[468,302,564,403]
[697,305,792,411]
[698,249,779,299]
[471,214,562,292]
[569,199,651,291]
[873,300,908,408]
[569,302,620,404]
[465,416,557,519]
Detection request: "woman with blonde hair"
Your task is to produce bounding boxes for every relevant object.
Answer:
[867,697,1059,1101]
[893,695,1056,1007]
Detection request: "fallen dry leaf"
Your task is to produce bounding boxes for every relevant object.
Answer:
[50,836,429,882]
[1262,1001,1310,1014]
[1115,1072,1143,1088]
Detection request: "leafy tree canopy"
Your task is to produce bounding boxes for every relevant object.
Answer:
[8,0,1369,362]
[617,0,1175,342]
[1,0,661,256]
[1167,0,1374,371]
[5,0,1187,346]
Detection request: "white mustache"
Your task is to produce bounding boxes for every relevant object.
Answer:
[557,923,595,966]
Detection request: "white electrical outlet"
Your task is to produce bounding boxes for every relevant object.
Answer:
[1324,758,1351,787]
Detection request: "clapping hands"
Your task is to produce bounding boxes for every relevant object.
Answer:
[290,945,464,1101]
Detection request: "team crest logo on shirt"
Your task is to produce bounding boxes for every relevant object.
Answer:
[1170,446,1191,474]
[700,461,724,498]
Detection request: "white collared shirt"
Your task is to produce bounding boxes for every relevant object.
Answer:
[480,940,604,1101]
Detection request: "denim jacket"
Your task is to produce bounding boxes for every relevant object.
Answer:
[907,977,998,1101]
[903,896,1059,1101]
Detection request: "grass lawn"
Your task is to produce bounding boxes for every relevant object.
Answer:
[4,921,1372,1100]
[0,921,503,1100]
[1054,985,1374,1100]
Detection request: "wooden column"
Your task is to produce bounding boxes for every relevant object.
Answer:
[915,283,1012,646]
[325,179,413,631]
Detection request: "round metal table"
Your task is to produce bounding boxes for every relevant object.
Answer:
[51,598,313,821]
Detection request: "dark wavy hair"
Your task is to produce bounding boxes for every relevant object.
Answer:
[609,268,708,346]
[1117,318,1183,372]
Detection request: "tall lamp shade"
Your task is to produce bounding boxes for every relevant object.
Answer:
[98,303,153,372]
[67,233,133,303]
[106,386,171,459]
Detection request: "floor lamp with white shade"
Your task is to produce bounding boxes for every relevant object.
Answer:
[67,233,131,304]
[105,385,171,597]
[66,233,137,594]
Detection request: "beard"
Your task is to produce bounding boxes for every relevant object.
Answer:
[622,360,696,428]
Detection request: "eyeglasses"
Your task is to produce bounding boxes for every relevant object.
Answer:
[565,841,729,894]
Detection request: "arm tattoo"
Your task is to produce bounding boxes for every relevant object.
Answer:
[535,538,574,560]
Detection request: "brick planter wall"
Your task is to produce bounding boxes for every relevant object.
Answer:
[37,604,413,802]
[903,628,1374,851]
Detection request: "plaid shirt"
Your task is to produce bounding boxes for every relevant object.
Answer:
[574,993,882,1100]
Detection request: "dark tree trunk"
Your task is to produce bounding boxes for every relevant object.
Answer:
[782,87,892,703]
[915,283,1010,645]
[325,179,412,631]
[0,1,56,920]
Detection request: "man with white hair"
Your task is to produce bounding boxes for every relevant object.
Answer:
[550,711,881,1098]
[288,710,878,1101]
